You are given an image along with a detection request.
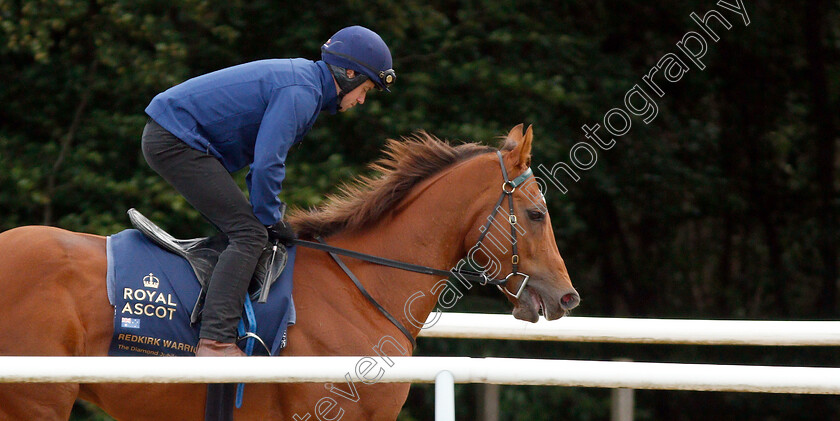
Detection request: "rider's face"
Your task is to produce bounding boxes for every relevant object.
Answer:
[337,71,376,112]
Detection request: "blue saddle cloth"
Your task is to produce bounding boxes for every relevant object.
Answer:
[105,229,296,357]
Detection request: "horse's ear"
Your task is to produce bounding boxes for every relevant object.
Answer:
[505,124,525,148]
[507,124,533,169]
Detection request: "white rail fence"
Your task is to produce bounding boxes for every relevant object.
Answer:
[2,356,840,394]
[2,313,840,420]
[419,312,840,345]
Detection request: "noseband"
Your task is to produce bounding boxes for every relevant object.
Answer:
[293,150,535,347]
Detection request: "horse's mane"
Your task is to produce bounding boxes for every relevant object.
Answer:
[289,131,517,238]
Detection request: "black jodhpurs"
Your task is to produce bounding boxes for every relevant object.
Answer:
[141,119,267,343]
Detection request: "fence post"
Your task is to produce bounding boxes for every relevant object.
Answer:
[435,370,455,421]
[477,383,500,421]
[610,388,634,421]
[611,358,635,421]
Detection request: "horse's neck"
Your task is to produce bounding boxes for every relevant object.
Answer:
[327,169,488,337]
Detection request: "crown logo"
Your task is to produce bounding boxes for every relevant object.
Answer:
[143,273,160,289]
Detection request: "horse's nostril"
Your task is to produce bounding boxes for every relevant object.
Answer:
[560,292,580,309]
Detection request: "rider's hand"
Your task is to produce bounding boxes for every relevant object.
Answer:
[265,220,296,247]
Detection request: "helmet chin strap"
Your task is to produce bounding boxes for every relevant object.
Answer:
[327,63,368,107]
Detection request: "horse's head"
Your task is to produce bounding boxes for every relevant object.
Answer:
[461,124,580,322]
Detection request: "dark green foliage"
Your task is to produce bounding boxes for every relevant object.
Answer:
[1,0,838,419]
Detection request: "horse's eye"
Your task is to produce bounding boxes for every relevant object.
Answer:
[527,209,545,221]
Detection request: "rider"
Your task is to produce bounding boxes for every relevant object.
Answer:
[141,26,396,357]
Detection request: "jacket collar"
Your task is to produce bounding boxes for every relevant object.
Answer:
[317,61,339,114]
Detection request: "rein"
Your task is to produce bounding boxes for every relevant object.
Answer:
[292,151,534,348]
[291,239,505,286]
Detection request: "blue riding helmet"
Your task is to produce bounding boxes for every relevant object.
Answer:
[321,26,395,94]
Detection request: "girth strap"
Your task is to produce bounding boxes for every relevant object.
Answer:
[316,237,417,349]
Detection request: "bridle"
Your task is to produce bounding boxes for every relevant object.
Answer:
[292,150,535,348]
[472,151,533,299]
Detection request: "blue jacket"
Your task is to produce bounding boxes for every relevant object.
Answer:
[145,59,339,225]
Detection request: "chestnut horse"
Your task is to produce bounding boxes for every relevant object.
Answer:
[0,124,579,420]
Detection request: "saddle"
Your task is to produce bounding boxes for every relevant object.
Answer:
[127,208,288,324]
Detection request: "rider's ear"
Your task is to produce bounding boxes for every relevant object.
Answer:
[507,124,533,169]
